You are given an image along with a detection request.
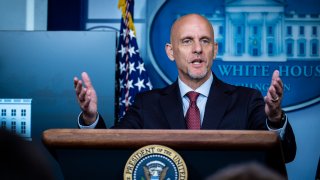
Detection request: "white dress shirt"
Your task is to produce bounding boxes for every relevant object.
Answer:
[178,73,213,126]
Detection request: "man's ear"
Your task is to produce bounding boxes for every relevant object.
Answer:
[165,43,175,61]
[213,42,218,59]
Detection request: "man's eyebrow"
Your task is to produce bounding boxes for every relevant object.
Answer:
[180,35,193,40]
[179,35,213,42]
[200,35,212,39]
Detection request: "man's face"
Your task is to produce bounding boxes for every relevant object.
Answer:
[166,14,217,84]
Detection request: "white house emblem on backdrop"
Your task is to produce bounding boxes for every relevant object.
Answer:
[148,0,320,111]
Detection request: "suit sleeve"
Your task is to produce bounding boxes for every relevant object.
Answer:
[281,122,296,163]
[248,89,296,163]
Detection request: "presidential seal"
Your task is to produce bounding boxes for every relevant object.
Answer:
[123,144,188,180]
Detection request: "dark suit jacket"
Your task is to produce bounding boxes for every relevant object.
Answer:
[94,74,296,162]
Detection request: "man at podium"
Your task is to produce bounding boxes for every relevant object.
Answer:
[73,13,296,163]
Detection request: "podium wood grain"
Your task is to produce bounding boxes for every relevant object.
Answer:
[42,129,280,150]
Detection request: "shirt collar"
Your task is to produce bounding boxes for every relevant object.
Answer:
[178,72,213,98]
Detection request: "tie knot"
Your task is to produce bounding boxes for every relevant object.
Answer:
[186,91,200,103]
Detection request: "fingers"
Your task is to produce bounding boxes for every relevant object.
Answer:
[74,72,92,99]
[265,91,279,108]
[74,72,97,114]
[81,89,92,109]
[74,73,92,107]
[78,86,87,102]
[76,84,92,111]
[268,70,283,102]
[82,72,93,89]
[267,85,280,103]
[74,77,82,96]
[271,70,283,97]
[265,70,284,120]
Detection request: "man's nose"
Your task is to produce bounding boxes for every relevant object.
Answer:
[193,41,202,54]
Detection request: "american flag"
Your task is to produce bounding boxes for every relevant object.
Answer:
[116,0,152,120]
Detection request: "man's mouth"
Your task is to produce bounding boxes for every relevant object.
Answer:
[190,59,204,65]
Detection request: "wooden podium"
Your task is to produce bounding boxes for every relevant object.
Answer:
[42,129,286,179]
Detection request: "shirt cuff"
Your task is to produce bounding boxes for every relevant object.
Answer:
[266,115,288,140]
[77,112,99,129]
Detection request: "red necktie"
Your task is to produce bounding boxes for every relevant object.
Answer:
[185,91,200,129]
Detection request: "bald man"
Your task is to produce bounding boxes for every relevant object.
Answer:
[74,14,296,162]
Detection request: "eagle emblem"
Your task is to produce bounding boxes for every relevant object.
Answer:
[143,161,169,180]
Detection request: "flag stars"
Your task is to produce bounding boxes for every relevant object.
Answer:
[134,78,146,91]
[119,62,126,74]
[146,80,153,90]
[120,29,135,41]
[122,96,132,106]
[128,45,136,57]
[125,79,134,90]
[118,45,126,58]
[136,62,146,74]
[118,96,123,105]
[117,8,153,119]
[129,62,136,74]
[128,29,135,40]
[120,29,127,41]
[119,79,124,89]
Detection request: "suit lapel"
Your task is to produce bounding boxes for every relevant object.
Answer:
[201,75,232,129]
[159,81,187,129]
